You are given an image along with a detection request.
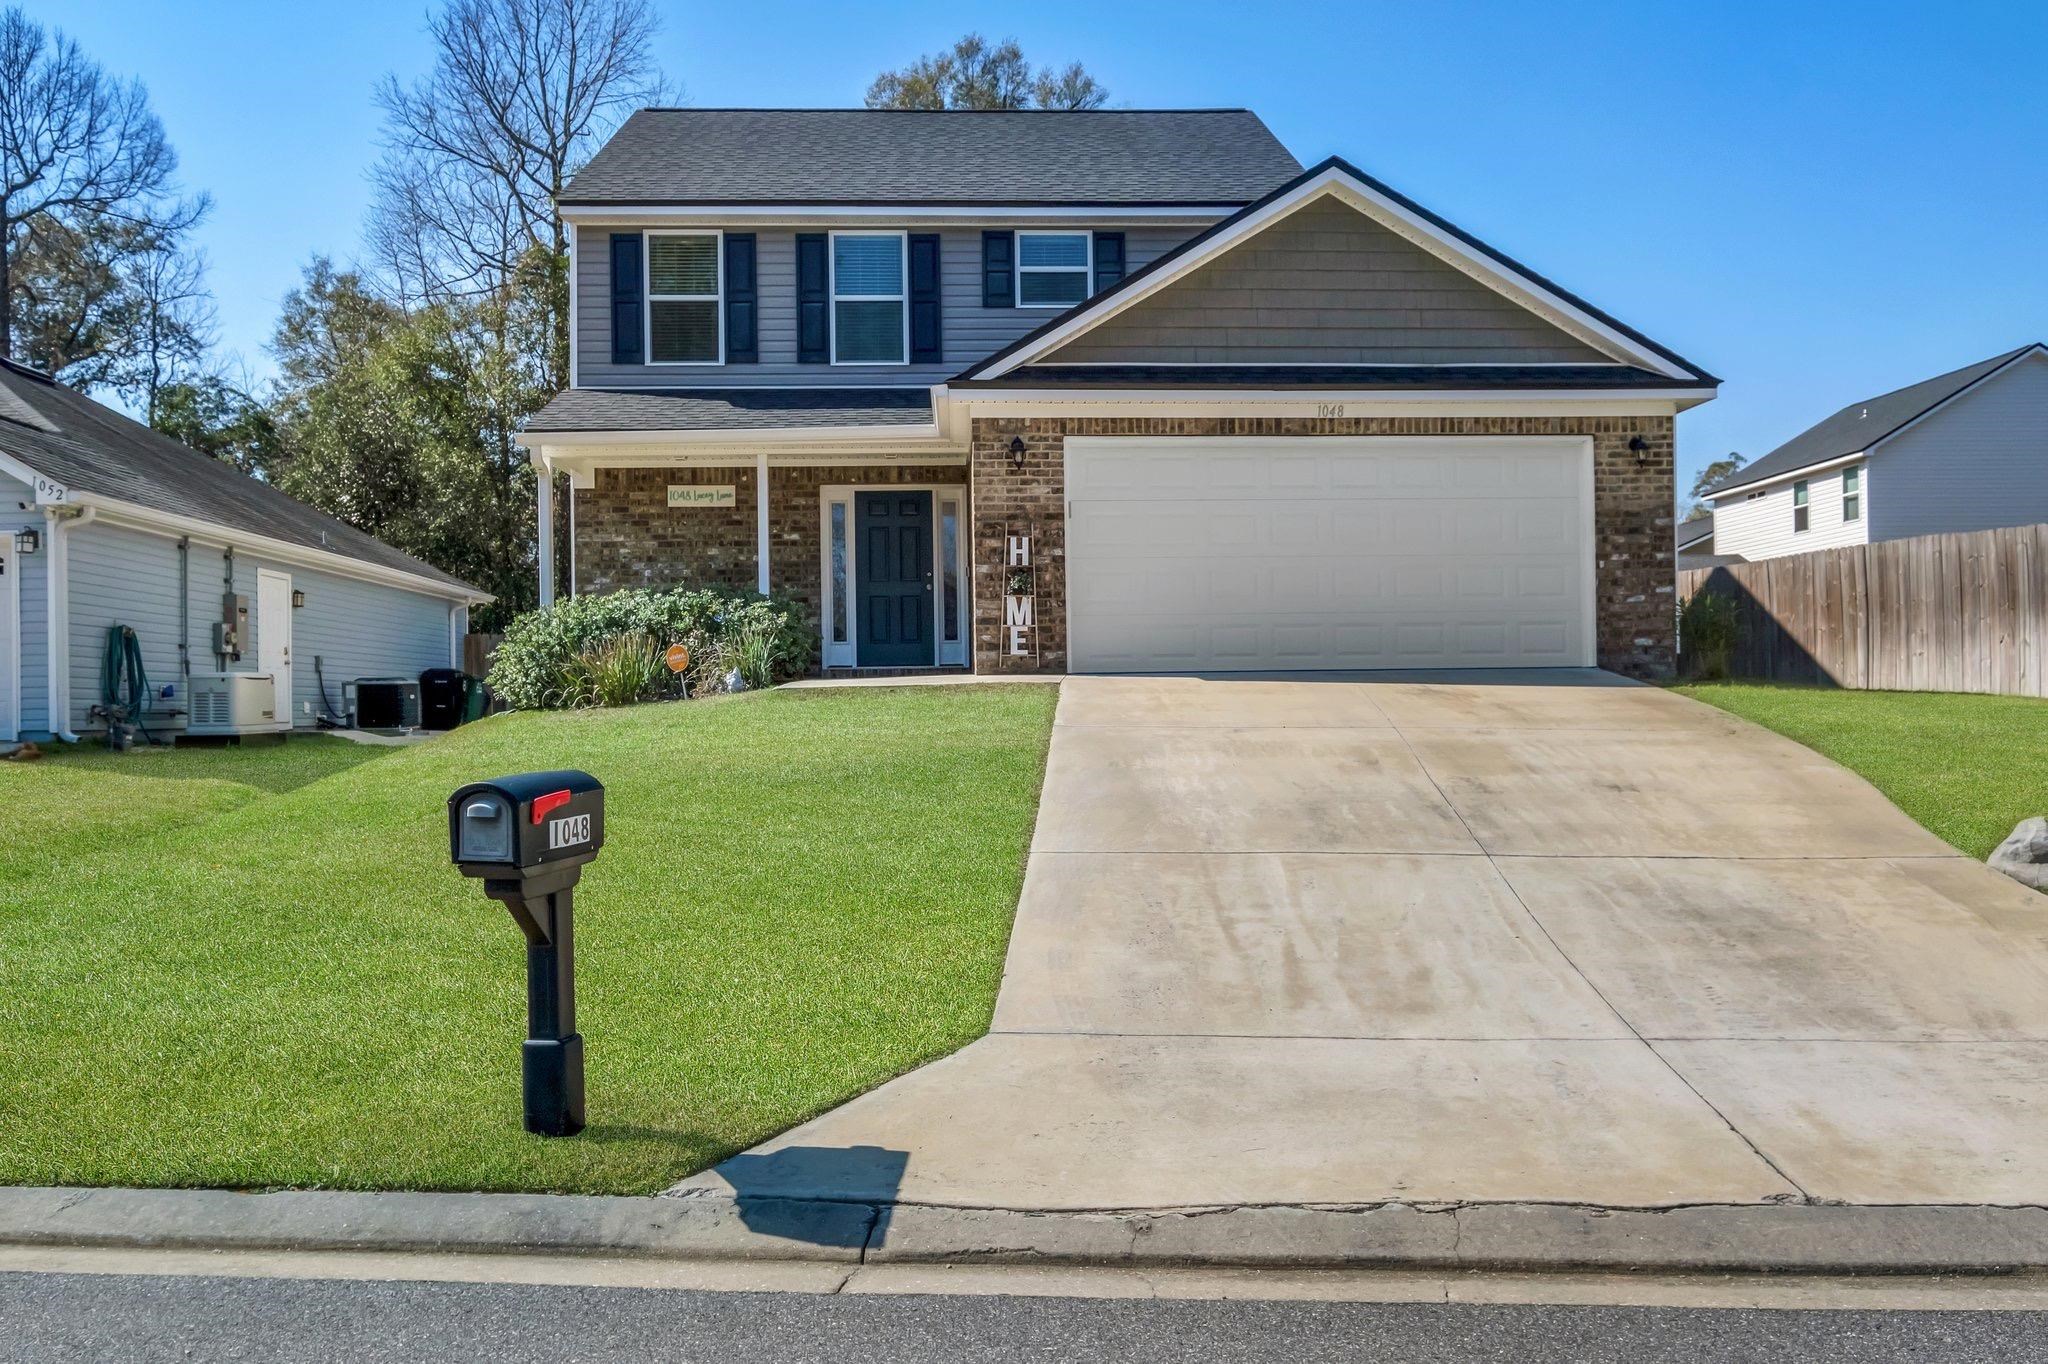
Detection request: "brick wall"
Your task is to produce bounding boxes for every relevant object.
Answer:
[574,463,969,627]
[967,415,1677,679]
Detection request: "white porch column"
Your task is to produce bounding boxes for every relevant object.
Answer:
[756,450,771,594]
[536,463,555,608]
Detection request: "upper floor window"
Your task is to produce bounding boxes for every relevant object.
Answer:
[831,232,907,365]
[1792,479,1810,532]
[1842,466,1862,521]
[647,232,721,364]
[1015,231,1092,307]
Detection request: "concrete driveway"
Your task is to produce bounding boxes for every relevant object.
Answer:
[676,671,2048,1212]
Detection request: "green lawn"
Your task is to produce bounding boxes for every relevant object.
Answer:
[1673,682,2048,860]
[0,685,1056,1195]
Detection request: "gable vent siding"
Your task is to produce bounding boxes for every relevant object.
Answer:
[608,233,644,365]
[909,233,943,363]
[1092,233,1126,292]
[723,233,758,363]
[981,231,1014,309]
[795,233,829,363]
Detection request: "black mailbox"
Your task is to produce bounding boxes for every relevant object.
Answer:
[448,770,604,1137]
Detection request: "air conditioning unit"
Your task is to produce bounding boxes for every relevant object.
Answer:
[186,672,281,737]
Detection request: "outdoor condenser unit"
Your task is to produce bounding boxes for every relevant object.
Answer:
[185,672,281,737]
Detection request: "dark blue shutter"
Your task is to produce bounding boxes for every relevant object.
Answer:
[723,233,757,363]
[908,233,942,363]
[982,230,1014,307]
[1092,232,1126,293]
[609,232,643,365]
[796,233,828,363]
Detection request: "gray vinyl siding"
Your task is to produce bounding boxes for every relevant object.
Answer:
[575,223,1206,388]
[3,474,42,735]
[1047,198,1609,365]
[1868,351,2048,542]
[59,520,458,734]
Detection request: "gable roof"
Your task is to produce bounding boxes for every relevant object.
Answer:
[0,358,482,599]
[952,156,1718,389]
[1706,344,2045,498]
[558,108,1301,207]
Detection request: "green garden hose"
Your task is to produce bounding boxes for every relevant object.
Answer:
[100,624,152,747]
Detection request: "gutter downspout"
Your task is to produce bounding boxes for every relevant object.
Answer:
[43,504,94,743]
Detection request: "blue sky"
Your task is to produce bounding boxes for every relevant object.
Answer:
[36,0,2048,497]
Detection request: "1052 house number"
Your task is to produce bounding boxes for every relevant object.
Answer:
[1315,402,1346,418]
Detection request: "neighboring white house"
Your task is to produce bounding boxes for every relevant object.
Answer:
[1,357,491,743]
[1706,343,2048,562]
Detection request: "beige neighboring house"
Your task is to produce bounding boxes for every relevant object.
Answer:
[1706,343,2048,562]
[521,108,1719,679]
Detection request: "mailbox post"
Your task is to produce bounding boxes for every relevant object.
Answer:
[448,770,604,1137]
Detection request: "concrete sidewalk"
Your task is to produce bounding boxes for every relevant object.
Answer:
[673,671,2048,1215]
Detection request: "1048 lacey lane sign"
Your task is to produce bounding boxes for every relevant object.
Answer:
[668,485,736,509]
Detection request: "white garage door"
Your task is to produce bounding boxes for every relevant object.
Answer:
[1065,436,1594,673]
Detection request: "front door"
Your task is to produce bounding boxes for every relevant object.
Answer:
[856,491,934,667]
[256,569,294,730]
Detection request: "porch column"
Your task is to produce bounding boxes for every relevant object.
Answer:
[536,462,555,608]
[755,450,771,594]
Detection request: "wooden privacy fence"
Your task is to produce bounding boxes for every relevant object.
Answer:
[462,632,504,678]
[1678,523,2048,696]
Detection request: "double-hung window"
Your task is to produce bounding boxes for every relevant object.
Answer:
[646,232,721,364]
[1842,466,1862,522]
[831,232,907,364]
[1792,479,1810,532]
[1015,230,1092,307]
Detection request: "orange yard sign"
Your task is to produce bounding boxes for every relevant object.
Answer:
[664,644,690,673]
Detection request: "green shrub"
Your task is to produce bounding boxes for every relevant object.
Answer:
[546,631,673,710]
[1679,590,1742,680]
[489,587,814,710]
[689,618,782,695]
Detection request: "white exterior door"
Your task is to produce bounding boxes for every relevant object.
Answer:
[256,569,294,729]
[1065,436,1596,673]
[0,537,16,740]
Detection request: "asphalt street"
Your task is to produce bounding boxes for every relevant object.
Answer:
[6,1271,2045,1363]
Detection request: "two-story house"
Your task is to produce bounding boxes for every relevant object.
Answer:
[1704,343,2048,563]
[519,108,1718,678]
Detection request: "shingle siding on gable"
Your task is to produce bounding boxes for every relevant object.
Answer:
[1044,198,1611,366]
[575,224,1204,389]
[1866,352,2048,542]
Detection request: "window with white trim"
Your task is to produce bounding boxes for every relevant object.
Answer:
[1792,479,1810,532]
[646,232,721,364]
[1842,466,1862,522]
[1015,230,1092,307]
[831,232,907,364]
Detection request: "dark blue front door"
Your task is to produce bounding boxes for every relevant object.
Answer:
[857,491,935,667]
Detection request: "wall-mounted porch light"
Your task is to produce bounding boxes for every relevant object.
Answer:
[11,528,39,555]
[1007,436,1028,473]
[291,589,306,609]
[1629,435,1652,466]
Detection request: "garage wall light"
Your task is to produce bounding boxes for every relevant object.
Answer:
[12,528,39,555]
[1007,436,1028,473]
[1629,435,1652,466]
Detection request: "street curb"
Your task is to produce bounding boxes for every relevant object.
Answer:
[4,1188,2047,1275]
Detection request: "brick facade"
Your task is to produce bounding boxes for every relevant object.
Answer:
[574,462,969,626]
[967,415,1677,680]
[571,416,1677,681]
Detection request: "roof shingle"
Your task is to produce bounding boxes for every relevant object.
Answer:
[524,386,933,433]
[559,108,1301,206]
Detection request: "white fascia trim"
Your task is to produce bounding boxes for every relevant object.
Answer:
[1708,450,1870,502]
[2,449,72,505]
[951,387,1694,417]
[557,203,1237,224]
[73,493,491,605]
[970,166,1701,384]
[519,421,949,451]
